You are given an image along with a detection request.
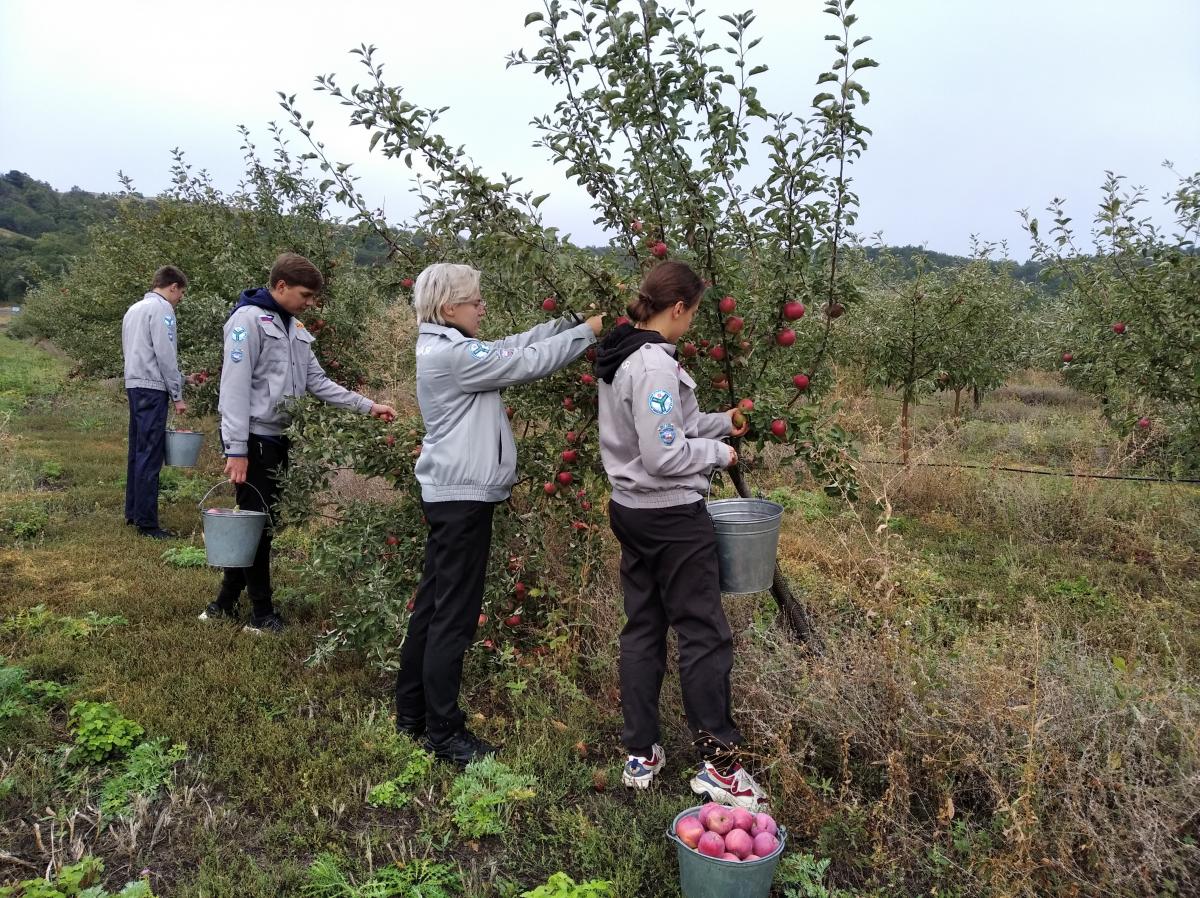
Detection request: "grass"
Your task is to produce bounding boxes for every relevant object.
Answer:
[2,325,1198,898]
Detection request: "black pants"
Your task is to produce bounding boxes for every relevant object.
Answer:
[215,435,289,618]
[125,387,168,529]
[608,499,743,759]
[395,499,496,740]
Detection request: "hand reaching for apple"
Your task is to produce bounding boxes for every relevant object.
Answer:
[726,408,749,437]
[370,403,397,422]
[585,314,605,336]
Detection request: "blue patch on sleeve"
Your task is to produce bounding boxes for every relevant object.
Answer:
[230,350,244,363]
[657,423,678,446]
[231,326,247,343]
[466,341,492,360]
[164,315,175,327]
[648,389,674,415]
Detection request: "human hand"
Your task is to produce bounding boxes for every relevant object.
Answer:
[726,408,749,437]
[370,403,397,422]
[224,456,248,484]
[173,400,188,415]
[726,445,738,467]
[585,315,605,336]
[185,373,199,386]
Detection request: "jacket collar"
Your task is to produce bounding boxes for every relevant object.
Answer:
[419,323,472,342]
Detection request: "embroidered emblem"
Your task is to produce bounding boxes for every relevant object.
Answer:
[259,314,274,322]
[230,350,244,363]
[295,320,306,330]
[466,340,492,360]
[647,389,674,415]
[658,423,678,446]
[499,348,515,359]
[231,326,247,342]
[164,315,175,326]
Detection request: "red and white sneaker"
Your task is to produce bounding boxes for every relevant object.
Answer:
[622,744,666,789]
[690,760,767,810]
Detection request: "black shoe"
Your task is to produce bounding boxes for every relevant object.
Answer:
[396,713,426,739]
[422,728,498,767]
[244,612,286,634]
[198,602,238,622]
[138,527,176,540]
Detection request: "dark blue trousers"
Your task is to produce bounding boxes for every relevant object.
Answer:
[125,387,168,529]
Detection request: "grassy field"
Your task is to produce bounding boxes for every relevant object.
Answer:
[2,323,1197,898]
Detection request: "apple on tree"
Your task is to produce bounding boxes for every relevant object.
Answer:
[718,296,736,314]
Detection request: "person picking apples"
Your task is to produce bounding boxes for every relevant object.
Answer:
[202,253,396,633]
[396,262,603,766]
[593,260,767,810]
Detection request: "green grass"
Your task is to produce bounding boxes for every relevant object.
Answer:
[2,327,1198,898]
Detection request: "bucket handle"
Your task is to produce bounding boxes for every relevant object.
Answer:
[199,479,272,526]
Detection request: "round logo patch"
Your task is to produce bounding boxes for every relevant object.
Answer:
[231,326,247,342]
[647,389,674,415]
[467,341,492,360]
[657,423,678,446]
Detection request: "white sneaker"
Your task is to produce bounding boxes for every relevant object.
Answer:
[622,744,666,789]
[690,760,767,810]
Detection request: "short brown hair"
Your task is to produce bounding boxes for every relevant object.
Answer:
[269,253,324,292]
[627,261,705,322]
[151,265,188,290]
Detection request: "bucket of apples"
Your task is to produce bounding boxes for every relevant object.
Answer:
[667,802,786,898]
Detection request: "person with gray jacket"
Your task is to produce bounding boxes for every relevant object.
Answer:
[594,260,766,810]
[201,253,396,633]
[121,265,193,539]
[395,262,603,766]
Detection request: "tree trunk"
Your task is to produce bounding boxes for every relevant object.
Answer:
[953,387,962,421]
[726,465,820,651]
[900,390,912,465]
[973,384,982,410]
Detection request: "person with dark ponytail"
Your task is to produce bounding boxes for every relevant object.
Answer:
[594,260,767,809]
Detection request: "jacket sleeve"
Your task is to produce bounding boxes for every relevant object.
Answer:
[218,315,257,457]
[695,411,733,440]
[631,362,730,477]
[304,347,373,414]
[449,321,596,393]
[149,308,184,401]
[490,314,584,352]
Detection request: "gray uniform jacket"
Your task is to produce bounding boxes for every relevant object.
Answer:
[122,292,183,400]
[598,342,732,508]
[415,317,597,503]
[218,305,372,456]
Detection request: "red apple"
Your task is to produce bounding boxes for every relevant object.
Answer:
[562,449,578,464]
[386,533,399,546]
[543,482,557,495]
[565,430,579,444]
[585,347,597,362]
[737,398,755,414]
[505,614,522,627]
[631,219,644,233]
[706,808,735,836]
[505,406,514,419]
[401,277,414,289]
[770,419,787,438]
[824,301,845,319]
[1137,417,1151,430]
[718,296,736,314]
[720,852,740,862]
[725,828,754,859]
[557,471,574,485]
[751,812,778,837]
[571,520,588,531]
[1062,352,1073,363]
[724,316,744,334]
[651,241,668,258]
[697,802,723,828]
[730,807,755,832]
[542,297,558,312]
[482,638,496,651]
[709,345,727,362]
[783,300,806,320]
[776,328,796,347]
[581,500,592,511]
[752,832,779,858]
[675,814,705,849]
[681,342,698,358]
[580,373,596,386]
[563,397,576,411]
[478,613,488,627]
[384,434,396,447]
[699,338,710,348]
[615,315,631,327]
[515,582,528,597]
[793,373,810,391]
[732,411,747,430]
[1112,322,1126,334]
[697,832,726,858]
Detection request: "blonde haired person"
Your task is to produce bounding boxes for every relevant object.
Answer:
[396,263,603,765]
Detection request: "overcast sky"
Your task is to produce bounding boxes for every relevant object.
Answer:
[2,1,1197,260]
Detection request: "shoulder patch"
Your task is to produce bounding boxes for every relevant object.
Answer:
[499,348,515,359]
[466,340,493,360]
[163,315,176,327]
[657,422,678,446]
[648,389,674,415]
[231,326,247,342]
[295,320,306,330]
[259,314,274,322]
[230,350,244,363]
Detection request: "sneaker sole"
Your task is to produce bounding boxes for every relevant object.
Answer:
[689,776,764,811]
[621,770,658,789]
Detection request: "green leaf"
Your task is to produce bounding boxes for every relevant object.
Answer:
[525,11,544,26]
[369,131,383,152]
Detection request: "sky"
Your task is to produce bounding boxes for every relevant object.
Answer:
[2,0,1197,260]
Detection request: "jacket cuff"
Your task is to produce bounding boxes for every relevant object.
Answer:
[354,395,374,415]
[224,442,248,457]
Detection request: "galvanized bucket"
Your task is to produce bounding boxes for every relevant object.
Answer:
[165,429,204,467]
[707,497,784,594]
[198,481,268,568]
[667,807,787,898]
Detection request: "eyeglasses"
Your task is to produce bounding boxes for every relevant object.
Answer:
[462,298,487,311]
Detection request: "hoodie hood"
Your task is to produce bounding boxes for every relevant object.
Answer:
[229,287,293,327]
[594,322,671,383]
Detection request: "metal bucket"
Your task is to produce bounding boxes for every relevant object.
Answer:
[199,481,268,568]
[667,807,787,898]
[165,429,204,467]
[707,498,784,595]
